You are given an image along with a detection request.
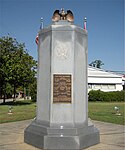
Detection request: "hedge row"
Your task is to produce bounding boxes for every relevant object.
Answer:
[88,90,125,102]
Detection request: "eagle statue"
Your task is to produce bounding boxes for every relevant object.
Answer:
[52,8,74,22]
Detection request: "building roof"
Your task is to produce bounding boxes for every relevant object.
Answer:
[88,66,122,78]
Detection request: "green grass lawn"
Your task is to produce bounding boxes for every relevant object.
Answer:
[0,100,36,124]
[88,102,125,125]
[0,100,124,125]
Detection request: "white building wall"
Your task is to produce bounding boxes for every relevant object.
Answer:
[116,84,123,91]
[88,77,122,84]
[88,67,123,92]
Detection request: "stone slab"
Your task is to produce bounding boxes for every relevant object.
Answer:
[24,119,100,149]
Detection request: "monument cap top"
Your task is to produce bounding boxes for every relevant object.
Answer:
[52,20,73,25]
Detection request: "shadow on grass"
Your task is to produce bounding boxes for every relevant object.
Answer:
[0,100,34,106]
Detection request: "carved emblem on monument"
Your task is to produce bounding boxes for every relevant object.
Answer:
[53,74,71,103]
[55,41,69,60]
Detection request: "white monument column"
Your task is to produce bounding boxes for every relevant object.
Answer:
[24,9,100,150]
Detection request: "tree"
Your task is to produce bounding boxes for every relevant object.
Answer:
[0,36,37,103]
[0,36,15,102]
[89,59,104,69]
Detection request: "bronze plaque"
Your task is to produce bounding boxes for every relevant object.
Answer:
[53,74,72,103]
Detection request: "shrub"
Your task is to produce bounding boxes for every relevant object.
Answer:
[88,90,125,102]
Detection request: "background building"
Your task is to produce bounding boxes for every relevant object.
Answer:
[88,66,123,92]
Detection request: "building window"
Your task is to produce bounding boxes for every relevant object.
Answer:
[108,84,116,90]
[88,84,92,89]
[88,83,116,90]
[101,84,109,90]
[94,84,101,89]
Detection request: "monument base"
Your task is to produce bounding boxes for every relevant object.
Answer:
[24,119,100,150]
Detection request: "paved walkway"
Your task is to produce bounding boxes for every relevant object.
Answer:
[0,120,124,150]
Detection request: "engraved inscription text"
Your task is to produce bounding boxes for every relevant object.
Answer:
[53,74,71,103]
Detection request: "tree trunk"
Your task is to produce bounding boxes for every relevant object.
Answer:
[24,87,26,100]
[3,83,6,103]
[3,93,6,103]
[27,87,29,99]
[13,84,16,101]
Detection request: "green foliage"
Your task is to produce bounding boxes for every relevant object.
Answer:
[30,77,37,102]
[0,101,124,125]
[88,102,125,125]
[88,90,125,102]
[5,83,13,98]
[0,100,36,123]
[89,59,104,68]
[0,36,37,101]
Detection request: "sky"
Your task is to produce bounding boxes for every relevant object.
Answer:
[0,0,124,71]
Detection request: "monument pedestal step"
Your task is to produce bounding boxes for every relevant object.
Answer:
[24,120,100,150]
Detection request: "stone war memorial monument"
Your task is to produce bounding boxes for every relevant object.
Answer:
[24,9,100,149]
